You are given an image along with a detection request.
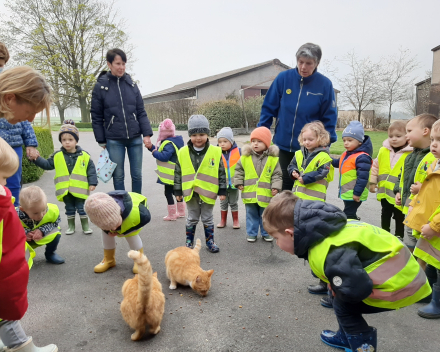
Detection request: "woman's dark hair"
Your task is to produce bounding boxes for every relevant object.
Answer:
[106,48,127,64]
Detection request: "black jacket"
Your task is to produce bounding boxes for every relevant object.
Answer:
[287,146,331,185]
[90,71,153,144]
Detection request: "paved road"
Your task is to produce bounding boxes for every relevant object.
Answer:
[22,132,440,351]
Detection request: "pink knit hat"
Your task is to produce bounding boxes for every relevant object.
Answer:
[156,118,176,147]
[84,192,122,231]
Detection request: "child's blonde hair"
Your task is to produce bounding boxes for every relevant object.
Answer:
[388,120,407,135]
[0,137,19,176]
[298,121,330,147]
[262,191,298,233]
[19,186,47,210]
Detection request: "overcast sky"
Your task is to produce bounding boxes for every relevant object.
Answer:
[2,0,440,106]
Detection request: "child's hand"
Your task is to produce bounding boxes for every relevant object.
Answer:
[297,176,304,184]
[108,231,119,237]
[410,182,422,195]
[219,195,226,201]
[271,189,278,196]
[395,193,401,205]
[176,196,183,202]
[89,185,96,191]
[421,224,440,240]
[292,171,299,179]
[369,183,376,193]
[407,206,413,215]
[26,231,34,241]
[353,195,361,202]
[32,229,44,241]
[237,185,244,191]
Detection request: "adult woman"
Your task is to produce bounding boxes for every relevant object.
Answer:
[258,43,338,191]
[91,48,153,194]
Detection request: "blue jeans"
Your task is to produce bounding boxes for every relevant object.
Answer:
[106,137,143,193]
[245,203,268,237]
[6,146,23,206]
[64,193,86,216]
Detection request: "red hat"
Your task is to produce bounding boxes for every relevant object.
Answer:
[250,127,272,149]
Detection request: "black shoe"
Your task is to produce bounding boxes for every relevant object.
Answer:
[320,295,333,308]
[308,280,328,295]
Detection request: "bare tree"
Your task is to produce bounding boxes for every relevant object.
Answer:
[403,87,417,116]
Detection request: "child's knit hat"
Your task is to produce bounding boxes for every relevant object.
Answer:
[217,127,234,145]
[250,127,272,149]
[342,121,364,143]
[188,115,210,136]
[59,119,79,142]
[156,118,176,147]
[84,192,122,231]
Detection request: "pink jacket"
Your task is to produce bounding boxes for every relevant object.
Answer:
[370,139,413,184]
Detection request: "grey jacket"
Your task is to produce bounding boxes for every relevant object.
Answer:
[234,144,283,190]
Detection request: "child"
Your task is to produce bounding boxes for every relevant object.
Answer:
[332,120,372,220]
[17,186,64,264]
[0,137,57,351]
[216,127,241,229]
[288,121,334,202]
[394,113,438,251]
[369,121,412,239]
[262,191,431,352]
[148,118,185,220]
[234,126,282,242]
[34,120,98,235]
[84,191,151,273]
[174,115,226,253]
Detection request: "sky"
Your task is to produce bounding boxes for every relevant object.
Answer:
[1,0,440,110]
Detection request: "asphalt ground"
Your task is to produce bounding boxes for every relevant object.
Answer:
[20,131,440,352]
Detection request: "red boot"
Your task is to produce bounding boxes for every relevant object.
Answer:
[232,211,240,229]
[217,210,228,228]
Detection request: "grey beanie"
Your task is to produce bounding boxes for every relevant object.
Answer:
[217,127,234,145]
[342,121,364,143]
[188,115,210,136]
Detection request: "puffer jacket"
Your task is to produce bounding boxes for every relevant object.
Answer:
[0,118,38,148]
[90,71,153,144]
[233,144,283,190]
[287,146,331,185]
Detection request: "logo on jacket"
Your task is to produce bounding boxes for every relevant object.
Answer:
[209,158,215,167]
[81,160,85,168]
[423,161,428,172]
[267,166,272,175]
[286,89,292,94]
[333,276,342,286]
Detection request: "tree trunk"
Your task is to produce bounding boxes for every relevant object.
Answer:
[357,109,362,122]
[79,96,90,122]
[388,103,392,123]
[58,107,65,124]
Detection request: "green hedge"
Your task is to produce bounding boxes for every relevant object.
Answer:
[197,100,243,136]
[22,127,54,184]
[74,122,92,128]
[151,123,187,131]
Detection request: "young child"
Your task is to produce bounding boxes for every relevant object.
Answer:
[84,191,151,273]
[33,120,98,235]
[17,186,64,264]
[262,191,431,352]
[174,115,226,253]
[234,126,282,242]
[216,127,241,229]
[332,120,372,220]
[288,121,334,202]
[369,121,412,239]
[148,118,185,220]
[394,113,438,251]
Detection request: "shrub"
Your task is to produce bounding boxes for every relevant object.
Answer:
[175,124,187,131]
[243,95,265,128]
[22,127,54,184]
[75,122,92,128]
[196,100,243,136]
[376,123,390,131]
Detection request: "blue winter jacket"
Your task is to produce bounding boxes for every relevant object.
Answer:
[0,118,38,148]
[258,68,337,153]
[90,71,153,144]
[149,136,185,185]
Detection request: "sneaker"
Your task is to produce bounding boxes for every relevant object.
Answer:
[320,295,333,308]
[262,235,274,242]
[247,236,257,242]
[320,329,351,351]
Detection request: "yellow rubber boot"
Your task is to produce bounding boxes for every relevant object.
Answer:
[132,248,143,274]
[94,248,116,273]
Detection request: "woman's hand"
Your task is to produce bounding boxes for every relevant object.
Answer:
[26,147,39,160]
[143,136,152,149]
[89,186,96,191]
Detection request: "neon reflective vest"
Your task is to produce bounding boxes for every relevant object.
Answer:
[412,206,440,269]
[241,155,279,207]
[292,151,334,202]
[18,203,61,247]
[112,192,148,238]
[309,220,431,309]
[178,145,222,205]
[338,151,371,201]
[397,152,436,214]
[376,147,410,205]
[53,151,90,201]
[155,140,179,185]
[222,147,240,189]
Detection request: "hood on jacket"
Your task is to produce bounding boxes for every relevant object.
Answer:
[293,199,347,259]
[97,71,134,84]
[241,144,279,157]
[300,146,330,162]
[164,135,185,149]
[108,190,132,221]
[382,138,413,153]
[345,135,373,157]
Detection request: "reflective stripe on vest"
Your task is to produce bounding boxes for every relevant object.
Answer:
[117,192,148,238]
[241,155,279,207]
[155,140,179,185]
[414,207,440,269]
[222,147,240,189]
[293,150,334,202]
[25,242,36,269]
[53,152,90,201]
[309,220,431,309]
[338,151,371,201]
[178,145,222,205]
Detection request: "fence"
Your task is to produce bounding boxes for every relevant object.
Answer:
[145,99,198,125]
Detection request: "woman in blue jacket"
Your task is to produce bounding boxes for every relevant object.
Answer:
[258,43,338,191]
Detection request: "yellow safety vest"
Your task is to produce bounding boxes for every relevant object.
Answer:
[309,220,431,309]
[53,151,91,201]
[376,147,410,205]
[155,140,179,185]
[116,192,148,238]
[293,151,334,202]
[413,207,440,270]
[222,147,241,189]
[178,145,222,205]
[241,155,279,207]
[338,151,371,201]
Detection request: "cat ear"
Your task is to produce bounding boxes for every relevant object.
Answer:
[207,269,214,277]
[196,276,201,283]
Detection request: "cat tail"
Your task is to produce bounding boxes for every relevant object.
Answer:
[193,238,202,253]
[128,250,153,310]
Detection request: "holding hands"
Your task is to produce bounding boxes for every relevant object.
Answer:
[26,229,44,242]
[26,147,40,160]
[143,136,152,149]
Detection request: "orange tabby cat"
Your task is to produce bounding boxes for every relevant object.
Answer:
[165,239,214,296]
[121,250,165,341]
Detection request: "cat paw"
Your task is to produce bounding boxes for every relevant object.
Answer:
[169,284,177,289]
[150,326,161,334]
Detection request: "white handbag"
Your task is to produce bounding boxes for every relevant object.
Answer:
[96,148,117,183]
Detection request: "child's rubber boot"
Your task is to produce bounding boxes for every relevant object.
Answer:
[186,225,196,248]
[132,248,143,274]
[217,210,227,228]
[320,292,333,308]
[163,204,177,221]
[204,225,219,253]
[419,264,437,303]
[346,327,377,352]
[94,248,116,273]
[80,216,93,235]
[232,211,240,229]
[7,337,58,352]
[65,215,75,235]
[177,201,186,218]
[308,279,328,295]
[320,324,351,351]
[418,283,440,319]
[44,235,65,264]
